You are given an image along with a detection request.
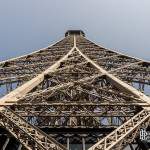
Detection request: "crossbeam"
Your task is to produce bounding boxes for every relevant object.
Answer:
[88,110,150,150]
[0,107,66,150]
[0,32,149,150]
[75,36,150,149]
[0,36,76,150]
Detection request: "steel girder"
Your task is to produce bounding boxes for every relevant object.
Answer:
[0,107,66,150]
[0,36,74,98]
[0,36,76,150]
[88,110,150,150]
[0,32,149,150]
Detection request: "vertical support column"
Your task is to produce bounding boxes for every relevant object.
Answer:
[82,134,86,150]
[82,137,86,150]
[66,134,72,150]
[67,137,70,150]
[17,144,22,150]
[10,81,13,91]
[2,137,10,150]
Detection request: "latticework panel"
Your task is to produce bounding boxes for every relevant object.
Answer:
[0,30,149,150]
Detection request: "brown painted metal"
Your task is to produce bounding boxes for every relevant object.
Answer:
[0,31,149,150]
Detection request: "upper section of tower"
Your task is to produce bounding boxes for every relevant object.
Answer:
[65,30,85,37]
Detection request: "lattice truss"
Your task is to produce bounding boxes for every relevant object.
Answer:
[0,30,149,150]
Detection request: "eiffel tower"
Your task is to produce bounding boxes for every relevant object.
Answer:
[0,30,149,150]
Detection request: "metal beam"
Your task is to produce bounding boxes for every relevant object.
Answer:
[0,107,66,150]
[75,39,150,106]
[88,110,150,150]
[0,32,149,150]
[0,36,76,106]
[2,137,9,150]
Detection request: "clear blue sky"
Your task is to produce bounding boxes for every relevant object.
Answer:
[0,0,150,61]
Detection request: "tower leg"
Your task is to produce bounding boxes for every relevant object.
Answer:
[2,137,9,150]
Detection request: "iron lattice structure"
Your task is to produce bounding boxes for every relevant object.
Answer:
[0,30,150,150]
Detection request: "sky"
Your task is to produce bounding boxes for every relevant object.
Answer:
[0,0,150,61]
